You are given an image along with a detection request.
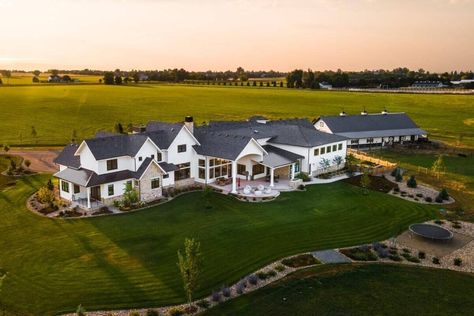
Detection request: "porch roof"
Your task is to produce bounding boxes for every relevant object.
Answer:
[259,145,304,168]
[54,168,93,187]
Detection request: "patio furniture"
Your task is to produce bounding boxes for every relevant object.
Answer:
[265,175,280,183]
[216,177,232,186]
[264,187,272,194]
[257,184,265,191]
[254,190,262,196]
[243,185,252,195]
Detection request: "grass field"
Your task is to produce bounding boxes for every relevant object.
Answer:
[0,174,436,315]
[0,84,472,146]
[0,73,102,85]
[202,264,474,316]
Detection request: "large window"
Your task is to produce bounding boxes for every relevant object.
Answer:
[320,147,326,154]
[73,184,80,194]
[351,139,359,144]
[237,164,246,175]
[198,159,205,167]
[175,162,191,181]
[198,168,206,179]
[252,164,265,175]
[198,158,231,180]
[314,148,319,156]
[338,143,343,150]
[151,178,160,189]
[106,159,118,171]
[108,184,114,196]
[156,152,162,161]
[177,144,187,153]
[332,144,337,151]
[61,180,70,193]
[326,146,332,153]
[367,138,374,143]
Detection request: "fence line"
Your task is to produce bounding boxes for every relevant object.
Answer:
[348,149,397,168]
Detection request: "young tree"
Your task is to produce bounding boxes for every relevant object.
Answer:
[177,238,203,303]
[319,158,331,174]
[37,186,55,205]
[431,155,445,179]
[114,122,124,134]
[32,76,40,83]
[345,154,356,175]
[103,72,115,84]
[333,155,344,170]
[31,126,37,144]
[47,179,55,191]
[24,159,31,168]
[114,75,123,85]
[360,171,371,194]
[76,304,86,316]
[122,182,138,207]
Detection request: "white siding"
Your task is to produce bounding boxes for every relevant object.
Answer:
[100,179,134,199]
[134,139,161,170]
[78,145,99,173]
[167,127,199,178]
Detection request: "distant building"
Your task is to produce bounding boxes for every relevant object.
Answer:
[314,111,427,148]
[411,81,447,89]
[319,82,333,89]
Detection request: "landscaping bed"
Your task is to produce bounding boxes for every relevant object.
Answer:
[281,254,320,268]
[343,174,397,193]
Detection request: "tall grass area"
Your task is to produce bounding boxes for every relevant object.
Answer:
[0,84,472,146]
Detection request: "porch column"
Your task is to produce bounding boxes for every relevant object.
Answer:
[231,160,237,194]
[86,187,91,209]
[291,163,295,180]
[270,167,274,187]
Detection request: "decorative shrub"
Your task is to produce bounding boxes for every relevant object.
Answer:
[389,254,402,261]
[167,307,184,316]
[395,173,403,182]
[146,309,159,316]
[37,186,55,205]
[432,257,440,264]
[281,254,319,267]
[377,248,389,258]
[256,271,268,280]
[298,184,305,190]
[454,258,462,266]
[418,251,426,259]
[221,286,231,297]
[340,247,378,261]
[452,222,462,229]
[295,172,310,182]
[434,219,444,225]
[128,312,140,316]
[402,248,411,253]
[247,274,258,285]
[425,196,433,202]
[211,291,221,302]
[407,175,417,188]
[274,264,286,272]
[393,187,400,192]
[402,253,420,263]
[196,300,210,309]
[267,270,277,277]
[236,282,245,294]
[439,188,449,200]
[435,195,443,203]
[416,193,423,198]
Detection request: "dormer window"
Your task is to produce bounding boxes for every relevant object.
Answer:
[138,156,143,161]
[157,152,162,162]
[178,144,187,153]
[106,159,118,171]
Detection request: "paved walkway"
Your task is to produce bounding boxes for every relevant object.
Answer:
[312,249,352,263]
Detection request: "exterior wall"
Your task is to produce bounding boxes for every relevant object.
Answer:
[59,180,73,201]
[138,163,163,201]
[236,154,263,180]
[97,156,134,175]
[167,127,199,179]
[174,178,195,188]
[78,145,99,173]
[274,166,290,179]
[100,178,134,201]
[162,171,175,187]
[135,139,161,170]
[270,141,347,175]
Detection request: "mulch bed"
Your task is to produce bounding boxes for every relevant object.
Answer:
[343,175,398,193]
[282,254,320,268]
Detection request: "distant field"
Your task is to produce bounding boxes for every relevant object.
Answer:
[0,72,102,85]
[0,84,472,146]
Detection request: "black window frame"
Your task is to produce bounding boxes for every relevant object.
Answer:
[73,184,80,194]
[108,184,114,196]
[151,178,160,189]
[177,144,187,153]
[61,180,70,193]
[106,159,118,171]
[156,152,162,162]
[175,162,191,181]
[338,143,343,150]
[314,148,319,156]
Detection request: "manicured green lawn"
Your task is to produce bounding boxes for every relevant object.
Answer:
[202,264,474,316]
[0,84,473,146]
[0,174,437,315]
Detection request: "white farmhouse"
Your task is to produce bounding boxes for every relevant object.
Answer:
[314,111,427,149]
[54,116,348,208]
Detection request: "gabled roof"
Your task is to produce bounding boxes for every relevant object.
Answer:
[193,131,259,161]
[260,145,304,168]
[82,133,151,160]
[54,144,81,169]
[318,113,425,134]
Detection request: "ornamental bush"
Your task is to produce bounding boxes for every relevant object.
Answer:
[38,186,55,205]
[439,188,449,200]
[407,175,417,188]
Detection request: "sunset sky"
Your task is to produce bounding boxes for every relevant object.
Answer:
[1,0,473,72]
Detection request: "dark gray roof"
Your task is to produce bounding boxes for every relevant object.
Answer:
[87,169,135,187]
[54,168,93,187]
[95,131,118,138]
[319,113,425,134]
[260,145,304,168]
[193,131,256,160]
[84,133,149,160]
[54,144,81,169]
[267,125,347,147]
[145,121,184,149]
[158,161,179,172]
[198,118,338,148]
